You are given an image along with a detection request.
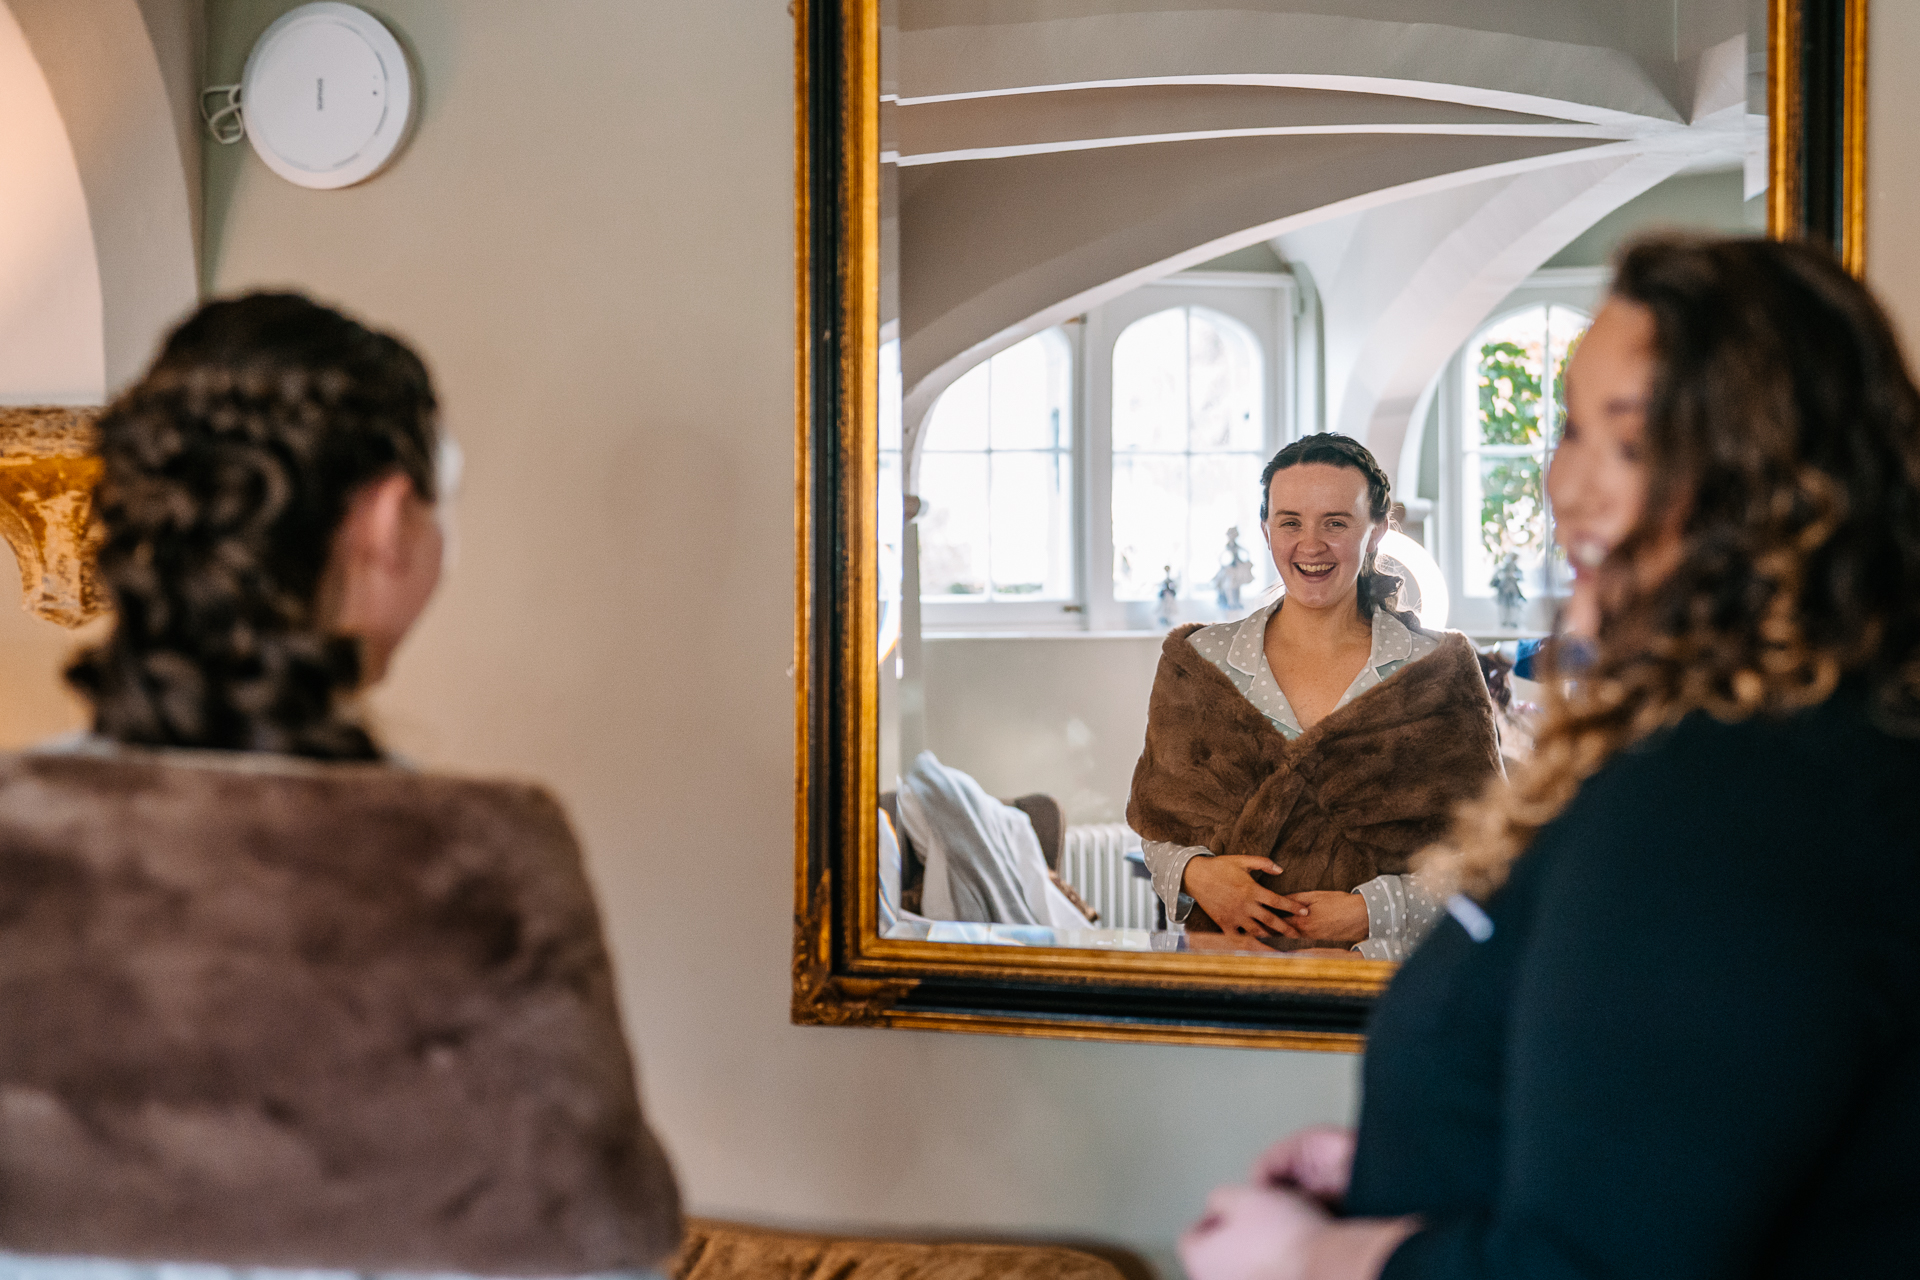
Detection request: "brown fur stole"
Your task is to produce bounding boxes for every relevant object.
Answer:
[1126,620,1501,931]
[0,750,681,1273]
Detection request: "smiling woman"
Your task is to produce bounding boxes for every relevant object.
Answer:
[1129,434,1502,948]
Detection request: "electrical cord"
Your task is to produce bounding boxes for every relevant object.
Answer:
[200,84,244,144]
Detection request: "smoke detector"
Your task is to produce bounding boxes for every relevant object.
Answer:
[202,3,413,190]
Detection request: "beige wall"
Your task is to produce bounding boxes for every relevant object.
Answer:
[5,0,200,394]
[1868,1,1920,350]
[922,635,1163,824]
[6,4,1916,1274]
[192,3,1357,1274]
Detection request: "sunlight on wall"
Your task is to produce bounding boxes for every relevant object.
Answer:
[0,1,106,406]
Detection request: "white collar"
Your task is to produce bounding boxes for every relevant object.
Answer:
[1225,597,1417,679]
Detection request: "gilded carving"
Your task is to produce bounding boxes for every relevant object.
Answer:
[0,408,107,629]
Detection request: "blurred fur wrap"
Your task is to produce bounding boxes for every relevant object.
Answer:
[1127,623,1501,932]
[0,750,681,1273]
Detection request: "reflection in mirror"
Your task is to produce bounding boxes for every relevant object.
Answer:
[875,0,1767,961]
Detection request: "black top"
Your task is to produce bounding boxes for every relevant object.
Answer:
[1348,688,1920,1277]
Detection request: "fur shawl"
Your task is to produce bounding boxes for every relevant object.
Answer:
[0,749,681,1273]
[1126,621,1501,931]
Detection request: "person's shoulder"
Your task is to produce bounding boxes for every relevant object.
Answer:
[1178,615,1248,668]
[1185,619,1233,647]
[1549,684,1920,880]
[1379,610,1458,661]
[1612,683,1918,787]
[1391,623,1478,677]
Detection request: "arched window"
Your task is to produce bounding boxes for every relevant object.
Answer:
[917,328,1074,601]
[1460,303,1590,601]
[1110,306,1268,601]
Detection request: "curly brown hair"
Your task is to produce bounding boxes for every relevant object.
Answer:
[1430,236,1920,899]
[66,293,439,760]
[1259,432,1402,619]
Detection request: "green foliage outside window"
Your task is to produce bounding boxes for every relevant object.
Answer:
[1475,340,1544,560]
[1477,341,1540,446]
[1479,457,1544,560]
[1471,314,1584,577]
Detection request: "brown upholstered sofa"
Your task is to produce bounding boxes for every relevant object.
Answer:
[669,1219,1133,1280]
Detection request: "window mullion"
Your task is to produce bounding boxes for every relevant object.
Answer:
[982,362,995,602]
[1086,307,1120,630]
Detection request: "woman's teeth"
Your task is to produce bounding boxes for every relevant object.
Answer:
[1567,540,1609,569]
[1295,563,1335,576]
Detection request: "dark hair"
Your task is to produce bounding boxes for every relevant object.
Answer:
[66,292,439,760]
[1433,234,1920,898]
[1258,431,1399,618]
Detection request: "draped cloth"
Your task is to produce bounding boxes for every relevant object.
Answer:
[1126,623,1502,933]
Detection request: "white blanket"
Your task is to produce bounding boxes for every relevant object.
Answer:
[895,751,1083,930]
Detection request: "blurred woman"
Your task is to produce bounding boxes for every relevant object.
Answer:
[63,292,446,758]
[1181,236,1920,1277]
[1129,434,1501,942]
[11,293,685,1276]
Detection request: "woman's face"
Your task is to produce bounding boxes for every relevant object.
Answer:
[1549,297,1656,633]
[1262,463,1383,613]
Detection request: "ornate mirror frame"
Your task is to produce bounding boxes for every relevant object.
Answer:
[794,0,1869,1048]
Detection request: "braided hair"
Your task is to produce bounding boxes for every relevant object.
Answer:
[1258,432,1401,620]
[67,293,439,760]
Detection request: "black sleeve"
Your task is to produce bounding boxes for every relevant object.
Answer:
[1383,735,1900,1279]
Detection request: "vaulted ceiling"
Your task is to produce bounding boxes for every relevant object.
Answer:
[889,0,1758,485]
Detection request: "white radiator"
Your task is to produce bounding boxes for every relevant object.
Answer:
[1059,823,1160,931]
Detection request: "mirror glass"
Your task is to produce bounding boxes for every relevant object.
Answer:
[874,0,1766,960]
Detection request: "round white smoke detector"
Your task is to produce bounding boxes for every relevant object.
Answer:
[241,3,412,189]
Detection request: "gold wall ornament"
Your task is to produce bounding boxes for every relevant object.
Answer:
[0,408,107,629]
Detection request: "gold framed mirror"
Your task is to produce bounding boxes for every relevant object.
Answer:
[795,0,1868,1049]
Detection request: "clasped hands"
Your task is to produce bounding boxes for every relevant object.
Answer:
[1180,1127,1416,1280]
[1181,855,1369,943]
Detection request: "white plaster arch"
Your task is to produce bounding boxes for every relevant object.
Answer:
[895,13,1753,487]
[1287,147,1695,488]
[0,0,200,404]
[890,84,1624,168]
[899,132,1608,449]
[889,4,1743,440]
[1280,36,1750,487]
[0,2,104,404]
[896,3,1686,126]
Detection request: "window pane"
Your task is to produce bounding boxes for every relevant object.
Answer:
[1545,305,1589,446]
[919,453,990,597]
[1471,453,1546,591]
[1476,306,1544,447]
[1188,309,1262,452]
[879,338,903,453]
[879,450,903,604]
[1113,308,1188,452]
[989,333,1070,450]
[1112,454,1189,600]
[1186,454,1268,599]
[989,452,1072,598]
[925,361,989,451]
